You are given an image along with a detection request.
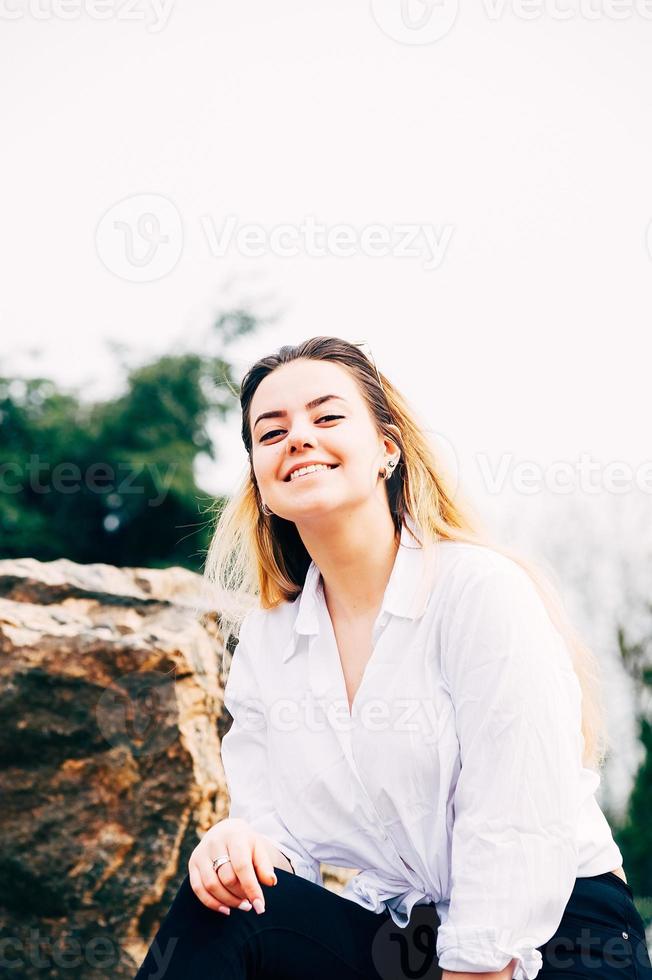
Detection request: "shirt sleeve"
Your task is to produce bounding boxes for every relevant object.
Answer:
[220,609,323,886]
[436,564,585,980]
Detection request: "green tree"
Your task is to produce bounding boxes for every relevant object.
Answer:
[0,309,263,570]
[612,623,652,910]
[615,717,652,899]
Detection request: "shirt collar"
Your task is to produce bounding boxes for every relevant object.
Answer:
[282,513,434,663]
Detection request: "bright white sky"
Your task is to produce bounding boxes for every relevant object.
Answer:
[2,0,651,806]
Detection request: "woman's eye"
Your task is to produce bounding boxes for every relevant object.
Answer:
[259,415,343,443]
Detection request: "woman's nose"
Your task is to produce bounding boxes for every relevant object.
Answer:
[286,426,315,453]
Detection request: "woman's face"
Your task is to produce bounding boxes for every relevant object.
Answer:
[249,358,396,524]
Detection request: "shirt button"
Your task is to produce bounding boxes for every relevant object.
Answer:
[622,932,629,940]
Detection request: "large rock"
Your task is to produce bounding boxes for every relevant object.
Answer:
[0,558,353,977]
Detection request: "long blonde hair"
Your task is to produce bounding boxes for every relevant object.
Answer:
[201,335,609,772]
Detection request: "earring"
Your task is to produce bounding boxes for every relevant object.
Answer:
[380,456,398,480]
[261,502,273,516]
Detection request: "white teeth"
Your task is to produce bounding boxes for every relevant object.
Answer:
[289,463,334,481]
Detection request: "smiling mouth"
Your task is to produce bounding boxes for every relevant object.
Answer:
[284,464,339,482]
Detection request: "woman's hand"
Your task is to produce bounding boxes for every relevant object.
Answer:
[188,817,278,916]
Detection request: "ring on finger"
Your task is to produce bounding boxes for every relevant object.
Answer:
[212,853,232,872]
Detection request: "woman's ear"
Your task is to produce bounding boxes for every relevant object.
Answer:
[383,423,402,458]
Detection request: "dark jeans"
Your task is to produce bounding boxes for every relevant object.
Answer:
[134,867,652,979]
[537,871,652,979]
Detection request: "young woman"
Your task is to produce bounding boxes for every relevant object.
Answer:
[135,336,651,980]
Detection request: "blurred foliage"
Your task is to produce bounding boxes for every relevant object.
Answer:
[614,718,652,909]
[613,620,652,929]
[0,309,264,571]
[612,623,652,923]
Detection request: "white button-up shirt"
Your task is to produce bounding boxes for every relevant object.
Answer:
[220,515,623,979]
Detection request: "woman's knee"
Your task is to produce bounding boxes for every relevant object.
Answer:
[136,873,251,979]
[137,866,336,980]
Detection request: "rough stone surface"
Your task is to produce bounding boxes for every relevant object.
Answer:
[0,557,354,977]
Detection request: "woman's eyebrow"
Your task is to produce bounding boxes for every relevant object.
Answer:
[253,394,348,431]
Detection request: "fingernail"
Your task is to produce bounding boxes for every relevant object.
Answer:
[238,899,252,911]
[271,874,277,885]
[218,905,231,916]
[253,898,265,915]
